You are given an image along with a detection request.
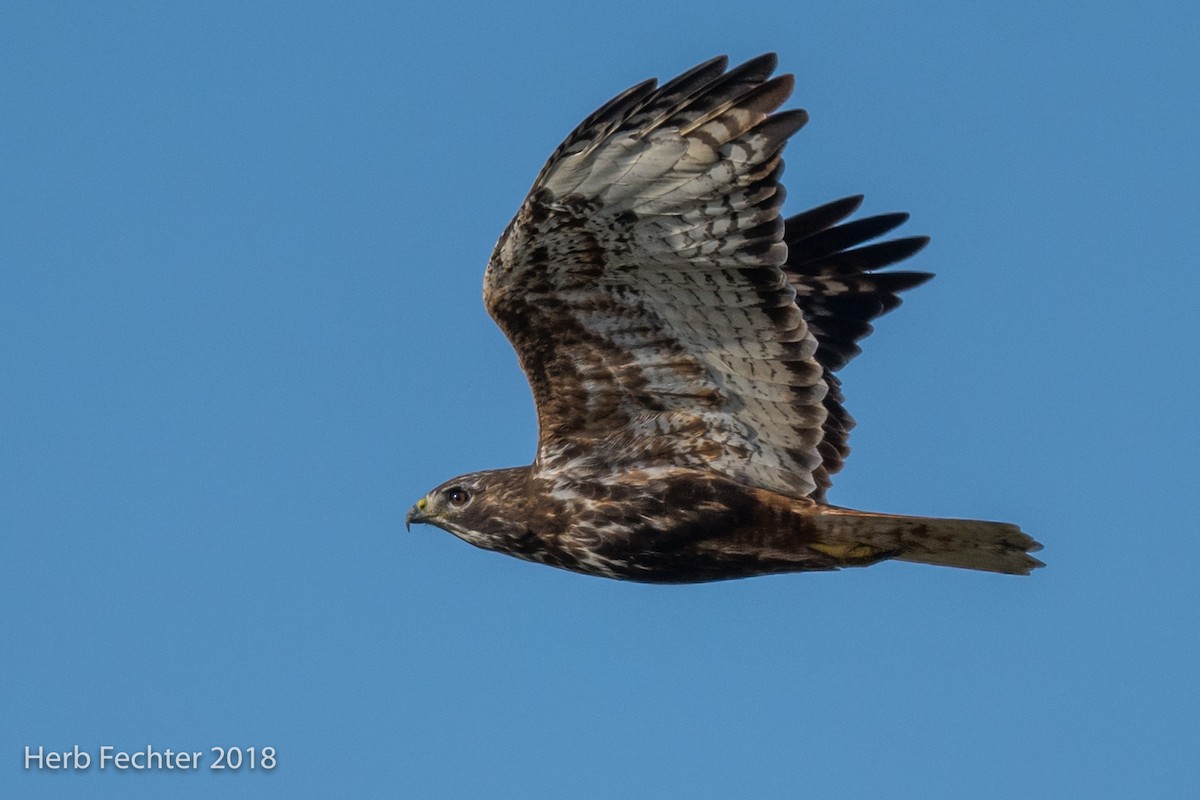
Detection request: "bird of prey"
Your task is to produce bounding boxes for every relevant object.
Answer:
[406,54,1043,583]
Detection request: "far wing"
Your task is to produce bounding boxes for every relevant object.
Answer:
[782,196,933,500]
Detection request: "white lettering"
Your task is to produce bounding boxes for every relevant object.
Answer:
[23,745,91,770]
[95,744,204,770]
[24,745,44,769]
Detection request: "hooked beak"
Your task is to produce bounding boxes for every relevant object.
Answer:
[405,497,430,531]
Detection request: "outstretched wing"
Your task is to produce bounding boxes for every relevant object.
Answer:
[485,55,926,499]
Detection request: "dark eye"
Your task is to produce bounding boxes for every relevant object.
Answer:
[445,487,471,507]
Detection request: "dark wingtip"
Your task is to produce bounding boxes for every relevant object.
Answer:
[783,196,866,238]
[742,52,779,74]
[766,108,809,138]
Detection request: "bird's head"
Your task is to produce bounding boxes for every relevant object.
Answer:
[406,467,531,551]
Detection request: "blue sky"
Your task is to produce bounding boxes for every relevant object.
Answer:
[3,1,1198,797]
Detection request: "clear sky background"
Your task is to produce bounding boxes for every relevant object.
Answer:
[3,2,1198,798]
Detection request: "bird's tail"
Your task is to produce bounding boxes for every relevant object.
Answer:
[810,509,1044,575]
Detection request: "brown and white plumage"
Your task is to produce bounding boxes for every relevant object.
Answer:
[406,54,1043,583]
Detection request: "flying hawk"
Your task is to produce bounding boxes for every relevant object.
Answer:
[406,54,1043,582]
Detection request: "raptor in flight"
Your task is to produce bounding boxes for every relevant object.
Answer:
[406,54,1043,582]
